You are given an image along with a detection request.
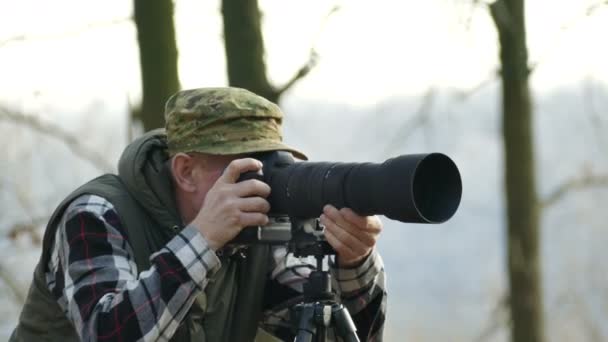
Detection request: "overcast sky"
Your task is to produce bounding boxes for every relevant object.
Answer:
[0,0,607,112]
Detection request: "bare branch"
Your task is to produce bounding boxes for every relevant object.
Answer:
[572,294,606,342]
[473,294,510,342]
[0,106,114,172]
[385,87,437,153]
[583,77,608,155]
[0,17,131,48]
[310,4,342,47]
[451,69,500,102]
[551,290,606,342]
[6,216,47,245]
[541,172,608,209]
[585,0,608,17]
[0,264,26,304]
[275,5,341,96]
[556,1,608,48]
[276,50,319,96]
[460,0,487,33]
[523,1,608,75]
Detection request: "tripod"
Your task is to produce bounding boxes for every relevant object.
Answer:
[289,242,360,342]
[230,217,360,341]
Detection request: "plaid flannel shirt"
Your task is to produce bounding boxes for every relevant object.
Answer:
[46,194,386,341]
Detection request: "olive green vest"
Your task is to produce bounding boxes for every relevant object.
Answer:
[10,174,272,342]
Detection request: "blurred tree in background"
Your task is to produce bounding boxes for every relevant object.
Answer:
[221,0,276,101]
[221,0,317,103]
[133,0,180,131]
[490,0,544,341]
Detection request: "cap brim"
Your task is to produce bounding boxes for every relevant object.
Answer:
[182,140,308,160]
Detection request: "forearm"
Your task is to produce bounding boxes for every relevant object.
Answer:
[330,249,387,341]
[75,227,219,341]
[48,197,220,342]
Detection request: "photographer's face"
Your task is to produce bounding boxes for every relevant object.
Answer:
[172,152,252,224]
[190,153,244,203]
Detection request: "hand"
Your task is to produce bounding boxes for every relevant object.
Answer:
[190,158,271,251]
[320,205,382,267]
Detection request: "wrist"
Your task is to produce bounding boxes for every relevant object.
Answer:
[191,221,223,251]
[337,251,371,268]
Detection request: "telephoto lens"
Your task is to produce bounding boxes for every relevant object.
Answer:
[243,151,462,224]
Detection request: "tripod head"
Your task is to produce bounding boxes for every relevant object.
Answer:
[229,216,333,252]
[230,216,337,299]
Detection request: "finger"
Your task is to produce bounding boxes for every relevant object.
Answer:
[321,213,369,255]
[323,205,352,231]
[238,197,271,213]
[339,208,382,233]
[220,158,263,184]
[238,212,269,227]
[323,206,376,246]
[337,207,368,228]
[323,227,357,261]
[234,179,271,198]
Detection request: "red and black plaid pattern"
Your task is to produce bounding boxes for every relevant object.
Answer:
[47,194,386,341]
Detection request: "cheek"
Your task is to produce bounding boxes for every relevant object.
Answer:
[195,170,223,204]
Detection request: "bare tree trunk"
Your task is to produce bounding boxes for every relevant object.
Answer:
[490,1,544,341]
[221,0,278,103]
[133,0,180,132]
[221,0,319,104]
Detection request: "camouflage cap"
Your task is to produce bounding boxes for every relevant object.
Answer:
[164,87,307,160]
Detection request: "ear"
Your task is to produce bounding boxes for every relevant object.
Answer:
[171,153,199,193]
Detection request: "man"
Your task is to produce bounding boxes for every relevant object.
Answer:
[11,87,386,341]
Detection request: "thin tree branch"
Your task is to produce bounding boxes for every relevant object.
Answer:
[451,68,500,102]
[385,87,437,153]
[0,17,131,48]
[0,264,26,304]
[573,295,606,342]
[462,0,481,32]
[275,5,341,96]
[584,0,608,19]
[276,49,319,96]
[0,106,114,172]
[6,216,48,245]
[541,173,608,209]
[473,294,510,342]
[10,182,45,244]
[582,77,608,154]
[551,0,608,35]
[551,290,606,342]
[522,1,608,76]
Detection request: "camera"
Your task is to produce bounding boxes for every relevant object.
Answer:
[231,151,462,248]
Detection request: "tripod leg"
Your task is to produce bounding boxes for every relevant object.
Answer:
[293,304,315,342]
[332,304,360,342]
[293,302,334,342]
